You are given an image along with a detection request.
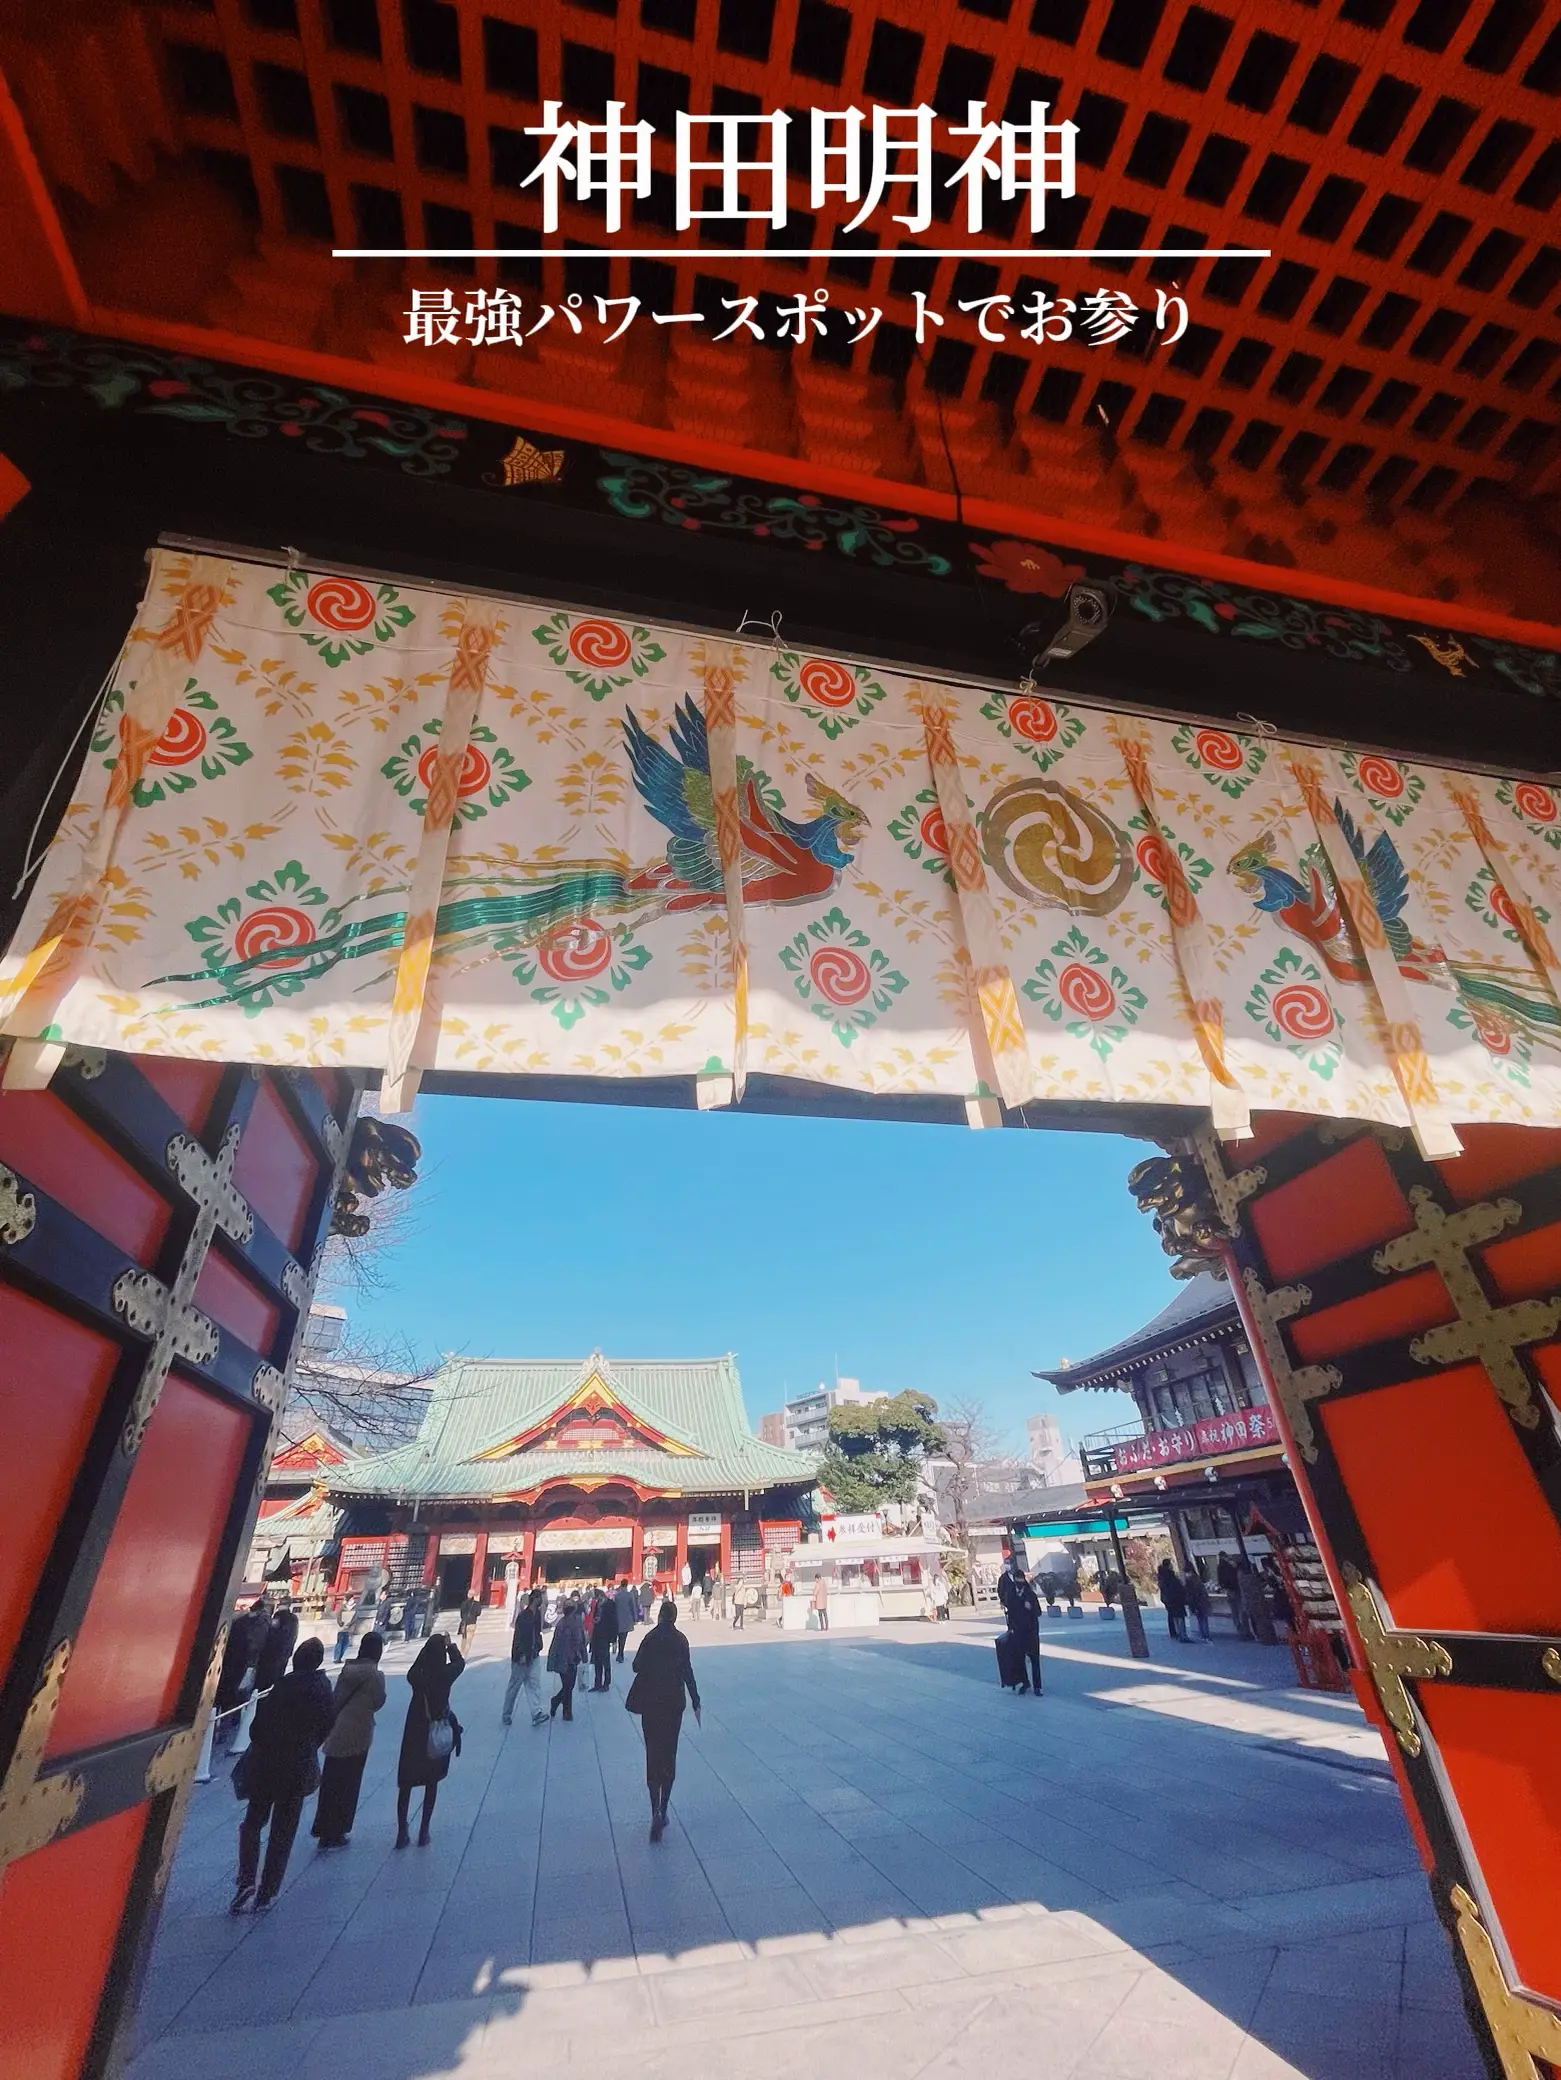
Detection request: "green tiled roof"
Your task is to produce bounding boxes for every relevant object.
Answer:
[330,1351,814,1502]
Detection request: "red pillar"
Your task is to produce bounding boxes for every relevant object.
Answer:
[421,1533,440,1587]
[471,1529,489,1604]
[630,1521,643,1582]
[520,1523,535,1588]
[674,1518,688,1590]
[719,1516,732,1580]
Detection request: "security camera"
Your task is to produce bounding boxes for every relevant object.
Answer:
[1039,581,1114,665]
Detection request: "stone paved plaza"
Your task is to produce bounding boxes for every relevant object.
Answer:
[130,1612,1486,2080]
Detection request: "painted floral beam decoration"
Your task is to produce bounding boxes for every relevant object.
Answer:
[3,549,1559,1148]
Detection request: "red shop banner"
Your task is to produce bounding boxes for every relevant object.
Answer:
[1114,1405,1280,1475]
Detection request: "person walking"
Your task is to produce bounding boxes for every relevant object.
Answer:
[252,1604,298,1698]
[396,1633,464,1848]
[331,1594,353,1665]
[931,1569,951,1621]
[503,1588,547,1728]
[229,1636,333,1913]
[1216,1550,1249,1637]
[312,1633,386,1849]
[732,1578,757,1629]
[998,1554,1043,1694]
[614,1578,637,1661]
[1183,1564,1211,1642]
[458,1591,482,1655]
[810,1571,830,1632]
[590,1587,619,1691]
[1157,1558,1189,1642]
[547,1594,586,1721]
[627,1600,702,1841]
[214,1602,267,1748]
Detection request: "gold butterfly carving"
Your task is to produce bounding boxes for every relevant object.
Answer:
[497,434,565,486]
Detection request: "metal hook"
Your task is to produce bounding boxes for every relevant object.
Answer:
[737,608,785,653]
[281,543,303,574]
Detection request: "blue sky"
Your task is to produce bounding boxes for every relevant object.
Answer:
[336,1095,1176,1453]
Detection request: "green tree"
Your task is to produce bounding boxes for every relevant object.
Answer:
[816,1391,946,1512]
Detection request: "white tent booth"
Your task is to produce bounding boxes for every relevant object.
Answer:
[782,1515,954,1627]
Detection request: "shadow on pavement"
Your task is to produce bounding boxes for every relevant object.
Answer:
[127,1618,1485,2080]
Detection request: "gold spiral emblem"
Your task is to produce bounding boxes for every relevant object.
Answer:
[978,777,1134,916]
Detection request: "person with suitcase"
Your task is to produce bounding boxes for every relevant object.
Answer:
[997,1553,1043,1694]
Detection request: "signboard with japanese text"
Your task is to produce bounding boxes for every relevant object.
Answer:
[1113,1406,1281,1476]
[534,1525,634,1552]
[825,1514,884,1542]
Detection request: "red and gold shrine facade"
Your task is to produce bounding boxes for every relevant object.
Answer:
[327,1351,814,1603]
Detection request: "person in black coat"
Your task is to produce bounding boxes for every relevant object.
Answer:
[1157,1558,1189,1642]
[214,1604,267,1746]
[998,1555,1044,1694]
[253,1605,299,1695]
[230,1636,333,1913]
[590,1590,619,1691]
[628,1600,701,1840]
[396,1633,464,1847]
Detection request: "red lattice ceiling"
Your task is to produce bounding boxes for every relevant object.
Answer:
[2,0,1560,619]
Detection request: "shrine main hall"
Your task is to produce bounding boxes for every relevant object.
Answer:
[328,1352,816,1606]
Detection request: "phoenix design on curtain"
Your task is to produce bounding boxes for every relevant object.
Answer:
[3,549,1560,1148]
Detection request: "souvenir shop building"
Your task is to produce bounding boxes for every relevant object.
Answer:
[327,1352,815,1608]
[1039,1271,1303,1568]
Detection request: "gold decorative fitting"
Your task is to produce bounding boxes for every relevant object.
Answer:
[320,1110,345,1161]
[495,432,565,485]
[1343,1571,1451,1757]
[112,1271,219,1454]
[113,1125,250,1453]
[61,1045,106,1080]
[1375,1188,1555,1432]
[1540,1645,1561,1687]
[1449,1884,1561,2080]
[1410,634,1475,678]
[280,1256,309,1308]
[0,1162,38,1247]
[167,1126,253,1245]
[145,1726,202,1799]
[251,1363,284,1411]
[152,1629,227,1891]
[1240,1268,1342,1463]
[1315,1119,1408,1151]
[1191,1120,1267,1232]
[0,1641,86,1878]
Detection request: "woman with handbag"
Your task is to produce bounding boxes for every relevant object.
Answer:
[312,1632,386,1849]
[547,1594,587,1721]
[396,1633,464,1848]
[229,1636,333,1913]
[626,1600,701,1841]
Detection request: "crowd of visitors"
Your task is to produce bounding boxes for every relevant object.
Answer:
[222,1570,710,1907]
[219,1540,1292,1912]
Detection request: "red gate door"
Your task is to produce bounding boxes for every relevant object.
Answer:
[0,1049,355,2080]
[1184,1115,1561,2080]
